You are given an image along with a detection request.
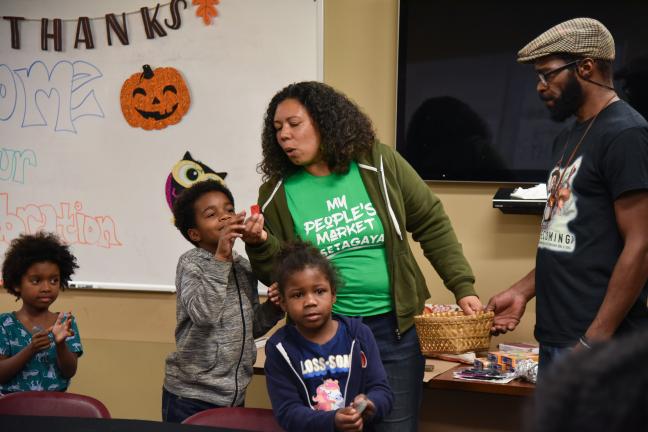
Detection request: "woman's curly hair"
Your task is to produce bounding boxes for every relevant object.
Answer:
[2,232,78,299]
[259,81,376,182]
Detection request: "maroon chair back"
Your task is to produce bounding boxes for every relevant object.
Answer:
[0,391,111,418]
[182,407,284,431]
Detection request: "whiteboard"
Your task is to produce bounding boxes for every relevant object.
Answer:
[0,0,323,291]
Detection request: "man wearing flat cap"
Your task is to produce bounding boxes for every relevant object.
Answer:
[487,18,648,374]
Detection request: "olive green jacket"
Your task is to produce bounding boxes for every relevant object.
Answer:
[246,142,476,332]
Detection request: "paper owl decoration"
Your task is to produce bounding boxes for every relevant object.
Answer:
[120,64,190,130]
[165,151,228,210]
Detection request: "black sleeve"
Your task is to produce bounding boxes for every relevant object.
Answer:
[600,127,648,199]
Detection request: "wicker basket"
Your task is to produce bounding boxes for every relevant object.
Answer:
[414,310,494,355]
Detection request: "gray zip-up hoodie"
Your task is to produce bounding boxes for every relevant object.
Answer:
[164,248,283,406]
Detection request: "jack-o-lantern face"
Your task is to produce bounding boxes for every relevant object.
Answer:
[120,65,191,130]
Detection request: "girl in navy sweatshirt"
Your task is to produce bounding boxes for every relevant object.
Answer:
[264,241,393,432]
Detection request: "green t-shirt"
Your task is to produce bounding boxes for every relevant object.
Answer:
[284,162,392,316]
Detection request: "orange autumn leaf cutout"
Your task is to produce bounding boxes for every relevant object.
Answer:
[193,0,220,25]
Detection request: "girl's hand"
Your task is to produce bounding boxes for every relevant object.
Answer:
[266,282,281,308]
[51,312,75,345]
[334,406,363,432]
[29,330,51,355]
[352,394,376,420]
[457,295,483,315]
[241,213,268,246]
[214,212,246,262]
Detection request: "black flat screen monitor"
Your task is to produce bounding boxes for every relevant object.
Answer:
[396,1,648,183]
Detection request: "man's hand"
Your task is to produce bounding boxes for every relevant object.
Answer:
[486,269,535,335]
[486,288,528,335]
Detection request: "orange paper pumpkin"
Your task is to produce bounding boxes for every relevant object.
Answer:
[120,65,190,130]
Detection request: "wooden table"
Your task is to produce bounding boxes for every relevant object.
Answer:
[255,347,534,397]
[421,360,534,431]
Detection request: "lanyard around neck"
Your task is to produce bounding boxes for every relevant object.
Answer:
[554,95,617,187]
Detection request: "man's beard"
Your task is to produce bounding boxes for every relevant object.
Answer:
[543,73,584,122]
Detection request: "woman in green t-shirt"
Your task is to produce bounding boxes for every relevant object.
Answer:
[243,81,482,432]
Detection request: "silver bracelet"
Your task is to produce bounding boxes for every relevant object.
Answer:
[578,336,592,349]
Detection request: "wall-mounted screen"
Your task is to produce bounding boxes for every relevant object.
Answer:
[396,1,648,183]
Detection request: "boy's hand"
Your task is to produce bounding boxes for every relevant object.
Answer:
[241,213,268,246]
[29,330,51,354]
[51,312,75,345]
[334,406,363,432]
[266,282,281,308]
[352,394,376,420]
[214,212,245,262]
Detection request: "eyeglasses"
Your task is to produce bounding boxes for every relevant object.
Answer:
[537,60,580,86]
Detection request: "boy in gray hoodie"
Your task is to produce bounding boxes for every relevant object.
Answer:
[162,180,283,423]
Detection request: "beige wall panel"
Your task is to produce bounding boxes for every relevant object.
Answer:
[69,339,173,420]
[324,0,399,145]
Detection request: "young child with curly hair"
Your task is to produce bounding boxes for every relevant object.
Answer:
[264,240,393,432]
[0,232,82,393]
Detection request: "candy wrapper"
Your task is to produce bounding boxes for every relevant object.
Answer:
[423,304,461,314]
[514,358,538,384]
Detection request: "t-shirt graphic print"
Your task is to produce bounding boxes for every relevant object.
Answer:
[539,156,582,253]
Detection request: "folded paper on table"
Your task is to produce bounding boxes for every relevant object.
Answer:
[510,183,547,200]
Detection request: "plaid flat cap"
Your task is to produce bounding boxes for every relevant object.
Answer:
[517,18,615,63]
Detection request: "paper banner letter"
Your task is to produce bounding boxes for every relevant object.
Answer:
[105,13,129,46]
[140,4,168,39]
[41,18,62,51]
[74,17,95,49]
[3,16,25,49]
[165,0,187,30]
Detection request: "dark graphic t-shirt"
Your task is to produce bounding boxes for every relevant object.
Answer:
[535,100,648,346]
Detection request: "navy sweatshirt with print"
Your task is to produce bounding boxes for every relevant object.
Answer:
[265,315,393,432]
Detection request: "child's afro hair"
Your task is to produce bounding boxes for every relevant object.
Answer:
[2,231,78,299]
[272,240,340,296]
